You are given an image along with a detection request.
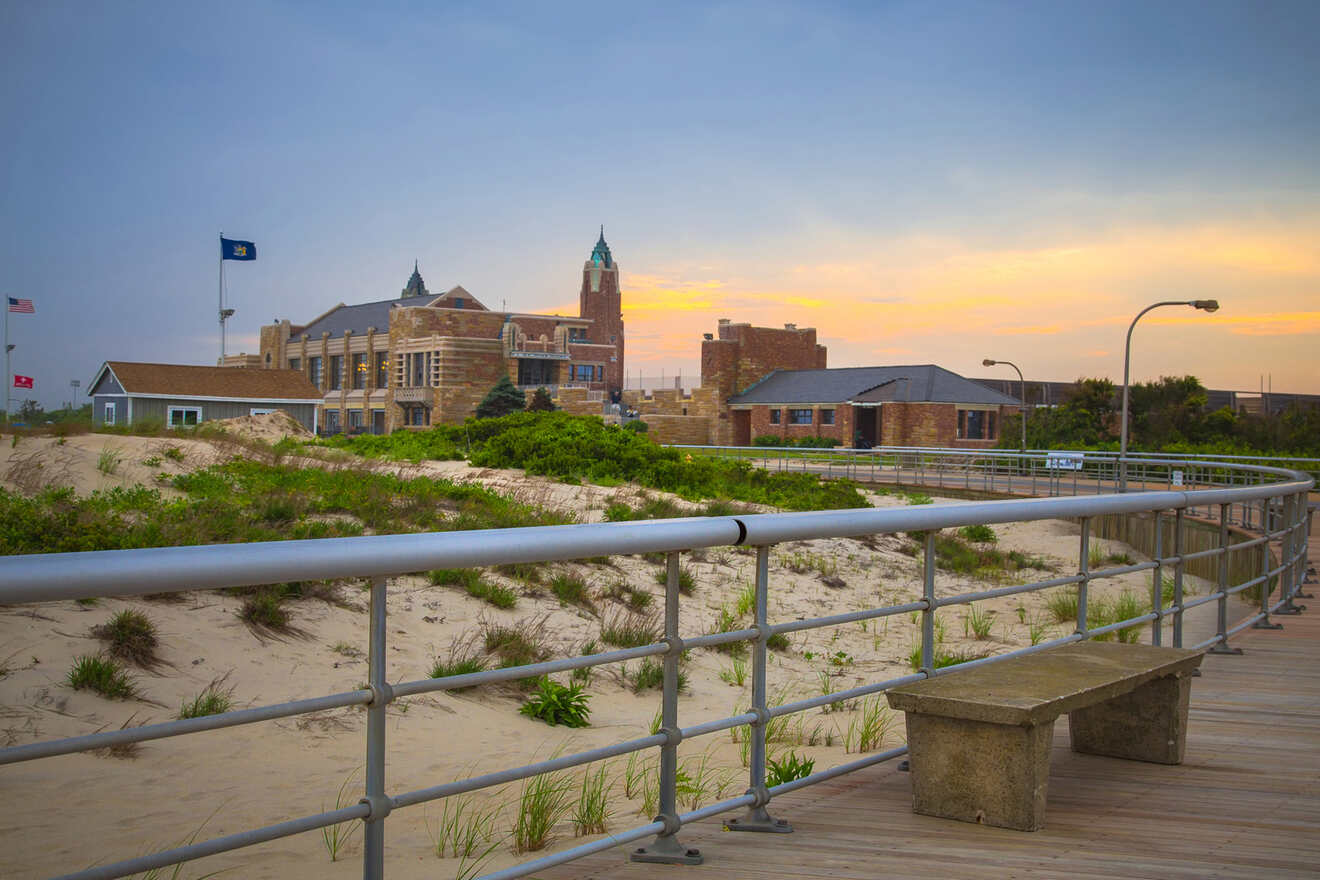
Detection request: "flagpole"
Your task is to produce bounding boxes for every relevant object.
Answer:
[3,300,9,423]
[219,232,225,363]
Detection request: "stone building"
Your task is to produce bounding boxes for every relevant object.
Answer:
[255,232,625,433]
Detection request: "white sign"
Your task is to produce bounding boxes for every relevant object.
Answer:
[1046,452,1084,471]
[1171,469,1184,486]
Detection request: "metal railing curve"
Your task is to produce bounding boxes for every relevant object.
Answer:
[0,454,1312,880]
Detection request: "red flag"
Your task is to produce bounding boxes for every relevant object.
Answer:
[13,375,33,389]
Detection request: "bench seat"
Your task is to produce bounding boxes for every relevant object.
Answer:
[886,641,1203,831]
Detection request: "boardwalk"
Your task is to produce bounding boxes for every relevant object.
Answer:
[539,599,1320,878]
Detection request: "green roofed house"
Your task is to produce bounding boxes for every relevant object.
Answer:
[88,361,322,432]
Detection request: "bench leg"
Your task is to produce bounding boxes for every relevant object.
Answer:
[904,713,1054,831]
[1068,673,1191,765]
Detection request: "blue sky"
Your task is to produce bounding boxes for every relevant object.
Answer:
[2,0,1317,409]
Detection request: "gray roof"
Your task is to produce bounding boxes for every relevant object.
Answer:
[729,365,1020,406]
[296,297,400,340]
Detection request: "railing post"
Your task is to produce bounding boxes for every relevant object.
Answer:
[1173,508,1185,648]
[1254,498,1283,630]
[1151,510,1164,646]
[1208,503,1243,655]
[1298,502,1316,600]
[727,545,792,834]
[1077,517,1090,636]
[1276,494,1307,614]
[362,576,391,880]
[922,532,936,673]
[632,551,702,865]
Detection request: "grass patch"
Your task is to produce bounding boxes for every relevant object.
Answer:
[572,763,612,836]
[67,654,137,700]
[482,617,551,686]
[962,603,993,640]
[430,638,489,690]
[513,769,574,853]
[429,568,518,610]
[653,565,696,594]
[549,573,593,611]
[238,591,290,631]
[599,608,660,648]
[179,675,236,719]
[91,609,160,667]
[601,580,652,612]
[96,447,123,475]
[1045,588,1080,624]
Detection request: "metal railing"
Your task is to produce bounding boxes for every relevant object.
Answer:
[673,443,1320,485]
[0,456,1313,880]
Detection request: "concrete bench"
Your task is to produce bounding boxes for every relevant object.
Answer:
[885,641,1203,831]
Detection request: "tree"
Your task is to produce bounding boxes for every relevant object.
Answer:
[527,386,557,412]
[1129,375,1208,446]
[16,399,43,424]
[475,375,526,419]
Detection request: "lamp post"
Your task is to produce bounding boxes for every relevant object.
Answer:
[1119,299,1219,490]
[69,379,80,411]
[982,358,1027,453]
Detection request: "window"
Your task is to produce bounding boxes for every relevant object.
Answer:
[820,409,835,425]
[329,355,343,390]
[168,406,202,428]
[568,327,587,342]
[574,364,594,382]
[250,408,275,416]
[325,409,341,432]
[769,409,780,425]
[410,352,427,387]
[348,409,364,429]
[308,356,322,388]
[453,297,464,309]
[288,357,300,371]
[103,401,116,425]
[351,354,367,390]
[959,409,994,440]
[789,409,813,425]
[374,351,388,389]
[595,365,604,381]
[407,406,427,426]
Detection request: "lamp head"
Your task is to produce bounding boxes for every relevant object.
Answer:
[982,358,996,367]
[1191,299,1219,313]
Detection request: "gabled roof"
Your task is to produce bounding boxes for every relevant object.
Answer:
[296,297,400,340]
[92,362,322,401]
[429,285,489,310]
[729,365,1020,406]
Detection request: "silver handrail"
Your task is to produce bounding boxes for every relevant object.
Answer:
[1,457,1312,880]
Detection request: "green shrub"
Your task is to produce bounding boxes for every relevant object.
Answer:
[622,420,648,433]
[520,677,590,727]
[430,567,518,609]
[96,447,123,475]
[67,654,137,699]
[482,618,551,674]
[753,434,783,447]
[1044,588,1080,624]
[958,524,997,543]
[766,750,815,786]
[654,565,696,594]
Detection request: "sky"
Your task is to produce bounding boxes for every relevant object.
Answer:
[2,0,1317,410]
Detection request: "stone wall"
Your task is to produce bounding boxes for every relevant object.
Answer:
[642,415,712,446]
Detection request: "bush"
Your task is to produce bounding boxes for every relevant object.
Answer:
[792,437,841,448]
[67,655,137,699]
[958,524,997,543]
[766,750,815,786]
[600,609,660,648]
[527,387,557,413]
[520,677,590,727]
[622,420,648,433]
[753,435,783,447]
[475,376,526,419]
[549,573,592,610]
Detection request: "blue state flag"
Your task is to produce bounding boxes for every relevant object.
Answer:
[221,238,257,261]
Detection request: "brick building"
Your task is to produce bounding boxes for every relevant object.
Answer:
[255,231,625,432]
[725,363,1020,448]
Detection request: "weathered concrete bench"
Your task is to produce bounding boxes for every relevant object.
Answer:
[885,641,1203,831]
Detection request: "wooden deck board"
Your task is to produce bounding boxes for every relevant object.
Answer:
[535,610,1320,879]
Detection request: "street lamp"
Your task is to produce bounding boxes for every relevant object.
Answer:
[982,358,1027,453]
[1119,299,1219,489]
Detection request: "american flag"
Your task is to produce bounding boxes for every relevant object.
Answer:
[7,297,34,314]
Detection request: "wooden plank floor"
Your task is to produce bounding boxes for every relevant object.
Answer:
[537,608,1320,879]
